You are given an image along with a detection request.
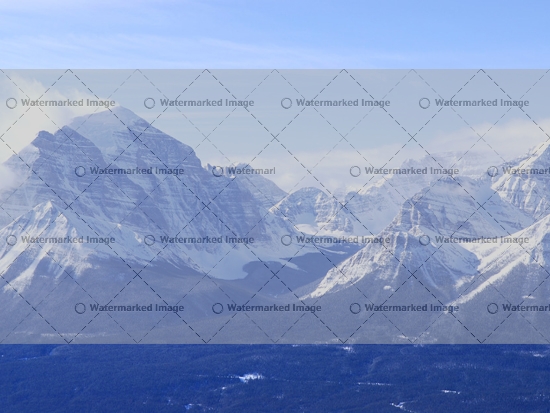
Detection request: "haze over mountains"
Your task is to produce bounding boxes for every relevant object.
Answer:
[1,106,549,344]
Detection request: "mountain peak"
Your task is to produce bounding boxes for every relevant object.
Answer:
[522,141,550,169]
[69,106,144,130]
[67,107,150,150]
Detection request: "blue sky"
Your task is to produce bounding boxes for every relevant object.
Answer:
[1,0,548,68]
[1,1,548,191]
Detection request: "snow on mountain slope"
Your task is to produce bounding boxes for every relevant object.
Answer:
[305,171,534,301]
[390,175,534,237]
[273,187,354,235]
[0,200,162,292]
[273,152,495,237]
[455,213,550,305]
[217,162,287,211]
[306,229,479,304]
[0,108,309,281]
[493,142,550,220]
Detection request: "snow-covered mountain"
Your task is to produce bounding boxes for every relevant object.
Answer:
[493,143,550,220]
[305,172,532,297]
[273,153,495,237]
[0,107,338,296]
[2,106,549,344]
[215,162,287,211]
[295,143,550,343]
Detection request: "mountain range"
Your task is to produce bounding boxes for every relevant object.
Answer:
[1,106,549,344]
